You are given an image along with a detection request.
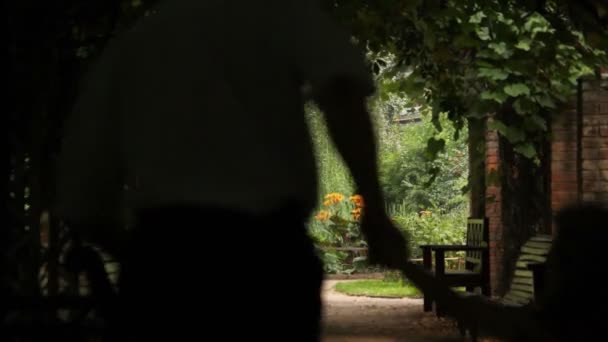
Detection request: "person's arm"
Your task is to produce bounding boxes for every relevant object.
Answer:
[314,77,382,212]
[314,76,409,268]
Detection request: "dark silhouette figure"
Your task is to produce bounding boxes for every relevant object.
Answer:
[537,203,608,342]
[54,1,409,340]
[443,204,608,341]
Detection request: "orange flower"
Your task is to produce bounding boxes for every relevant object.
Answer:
[315,210,331,221]
[323,192,344,206]
[351,207,362,220]
[349,194,365,208]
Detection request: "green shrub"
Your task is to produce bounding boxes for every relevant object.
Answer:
[392,209,468,259]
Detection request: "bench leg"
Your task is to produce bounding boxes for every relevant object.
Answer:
[424,295,433,312]
[422,247,433,312]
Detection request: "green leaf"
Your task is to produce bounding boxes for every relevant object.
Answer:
[454,33,478,48]
[470,100,497,118]
[513,98,537,115]
[488,119,509,135]
[496,13,514,25]
[514,143,537,159]
[488,42,513,58]
[535,94,556,109]
[476,27,491,41]
[424,29,436,49]
[504,83,531,97]
[488,120,525,143]
[478,67,509,81]
[481,91,508,104]
[515,38,532,51]
[524,115,548,131]
[523,13,554,37]
[469,11,486,24]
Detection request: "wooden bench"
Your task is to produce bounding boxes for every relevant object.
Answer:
[420,218,489,313]
[458,234,553,341]
[500,234,552,306]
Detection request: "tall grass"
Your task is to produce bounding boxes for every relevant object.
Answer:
[305,104,354,202]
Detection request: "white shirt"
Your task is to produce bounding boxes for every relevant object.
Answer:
[54,0,374,223]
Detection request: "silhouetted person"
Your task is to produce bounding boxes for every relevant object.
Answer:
[536,203,608,341]
[54,1,408,341]
[444,204,608,341]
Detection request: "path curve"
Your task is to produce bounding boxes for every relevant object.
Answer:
[322,280,465,341]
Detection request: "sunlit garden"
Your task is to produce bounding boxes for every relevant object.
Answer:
[306,97,470,276]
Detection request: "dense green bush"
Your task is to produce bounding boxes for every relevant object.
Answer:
[379,112,469,213]
[391,209,468,259]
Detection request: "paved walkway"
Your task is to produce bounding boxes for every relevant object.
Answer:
[321,280,467,342]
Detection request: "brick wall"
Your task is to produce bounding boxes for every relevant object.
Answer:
[481,79,608,295]
[551,107,578,222]
[485,127,502,296]
[579,80,608,205]
[550,80,608,227]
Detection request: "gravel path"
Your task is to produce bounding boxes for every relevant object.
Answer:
[321,280,467,341]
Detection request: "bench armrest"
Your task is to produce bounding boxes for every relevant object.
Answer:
[420,245,488,252]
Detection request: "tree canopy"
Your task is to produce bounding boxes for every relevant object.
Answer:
[328,0,608,161]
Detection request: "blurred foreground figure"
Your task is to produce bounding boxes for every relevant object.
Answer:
[55,0,409,340]
[538,203,608,341]
[440,203,608,341]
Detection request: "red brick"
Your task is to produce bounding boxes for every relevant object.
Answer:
[582,138,608,148]
[582,87,602,101]
[583,193,597,202]
[583,170,599,181]
[551,199,576,210]
[552,119,578,129]
[486,187,500,196]
[552,189,578,195]
[487,165,499,173]
[584,115,608,126]
[552,141,577,151]
[599,102,608,114]
[486,155,499,164]
[583,102,601,114]
[583,160,599,170]
[552,150,577,161]
[582,181,608,192]
[552,171,577,182]
[553,112,577,123]
[582,148,600,159]
[583,126,599,137]
[552,162,577,171]
[552,130,577,141]
[552,201,570,213]
[486,140,499,149]
[552,181,578,191]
